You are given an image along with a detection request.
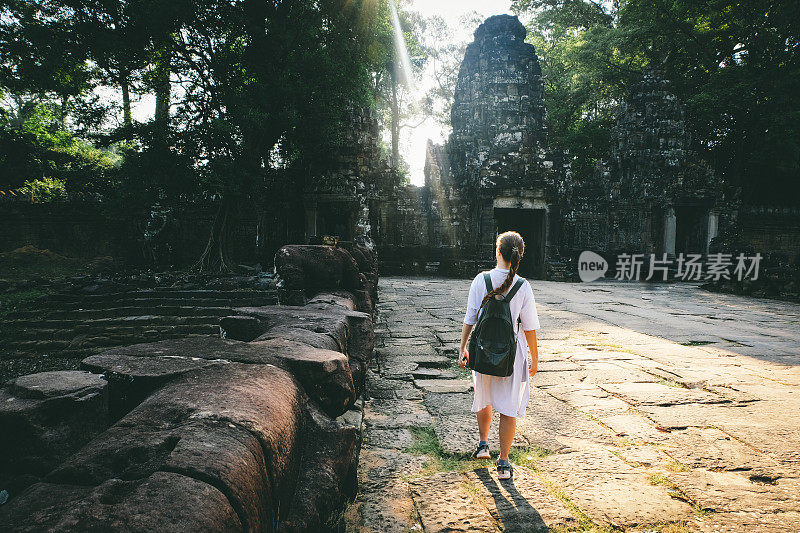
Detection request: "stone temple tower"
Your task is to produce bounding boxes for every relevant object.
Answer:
[447,14,571,278]
[450,14,546,190]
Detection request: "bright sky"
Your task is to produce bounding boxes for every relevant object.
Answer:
[403,0,515,185]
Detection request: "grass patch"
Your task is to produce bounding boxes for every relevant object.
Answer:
[665,459,689,472]
[656,377,688,389]
[404,426,553,477]
[404,425,491,474]
[459,478,484,501]
[549,524,618,533]
[679,340,714,346]
[646,473,709,516]
[0,287,49,317]
[627,522,693,533]
[509,445,553,468]
[649,473,672,486]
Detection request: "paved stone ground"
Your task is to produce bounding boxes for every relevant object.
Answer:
[345,277,800,532]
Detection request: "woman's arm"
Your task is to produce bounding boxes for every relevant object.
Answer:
[523,329,538,377]
[458,323,473,369]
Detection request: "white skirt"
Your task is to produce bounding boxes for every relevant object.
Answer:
[471,332,530,418]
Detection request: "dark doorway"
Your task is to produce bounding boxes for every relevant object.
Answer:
[675,206,707,255]
[317,202,353,240]
[494,208,546,278]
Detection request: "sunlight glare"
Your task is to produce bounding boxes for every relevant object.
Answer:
[389,0,414,89]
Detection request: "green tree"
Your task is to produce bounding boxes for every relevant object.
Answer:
[512,0,800,204]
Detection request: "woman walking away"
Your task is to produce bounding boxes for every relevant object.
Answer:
[458,231,540,480]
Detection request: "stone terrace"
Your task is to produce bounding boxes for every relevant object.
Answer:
[347,277,800,532]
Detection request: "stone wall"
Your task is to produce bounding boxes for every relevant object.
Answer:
[0,244,376,532]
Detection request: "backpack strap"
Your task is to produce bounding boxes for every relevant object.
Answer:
[504,278,525,302]
[483,272,493,292]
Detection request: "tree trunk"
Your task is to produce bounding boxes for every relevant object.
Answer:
[60,94,68,128]
[154,45,171,130]
[191,200,236,273]
[121,71,133,140]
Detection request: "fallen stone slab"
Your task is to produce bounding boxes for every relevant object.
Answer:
[411,368,458,380]
[537,448,694,527]
[696,510,800,533]
[414,378,473,394]
[81,351,226,418]
[0,371,108,497]
[465,466,578,531]
[541,383,630,416]
[42,363,304,531]
[236,303,374,396]
[254,325,342,352]
[665,427,786,475]
[279,404,359,531]
[234,305,349,352]
[84,336,355,418]
[354,447,426,532]
[0,472,242,532]
[274,244,362,303]
[7,370,106,400]
[514,387,617,453]
[667,469,800,513]
[363,398,432,429]
[600,381,730,406]
[410,471,497,532]
[599,413,671,443]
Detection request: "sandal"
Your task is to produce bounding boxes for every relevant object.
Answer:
[496,460,513,480]
[471,442,490,459]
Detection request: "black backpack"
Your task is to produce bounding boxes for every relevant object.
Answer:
[467,272,526,377]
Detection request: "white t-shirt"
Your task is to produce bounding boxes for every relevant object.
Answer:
[463,268,540,333]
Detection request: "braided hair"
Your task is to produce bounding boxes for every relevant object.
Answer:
[479,231,525,310]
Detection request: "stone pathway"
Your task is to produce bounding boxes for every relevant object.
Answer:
[346,277,800,532]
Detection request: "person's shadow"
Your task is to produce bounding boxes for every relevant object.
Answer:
[473,467,549,532]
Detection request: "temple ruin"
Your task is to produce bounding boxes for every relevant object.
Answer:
[0,14,794,281]
[360,14,759,280]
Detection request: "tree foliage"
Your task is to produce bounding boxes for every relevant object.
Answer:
[0,0,399,198]
[512,0,800,204]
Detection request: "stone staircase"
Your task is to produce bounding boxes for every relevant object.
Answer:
[1,287,278,361]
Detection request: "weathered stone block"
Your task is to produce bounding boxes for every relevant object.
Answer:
[0,371,108,497]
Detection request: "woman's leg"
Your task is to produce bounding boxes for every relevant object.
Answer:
[498,414,516,460]
[476,405,492,441]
